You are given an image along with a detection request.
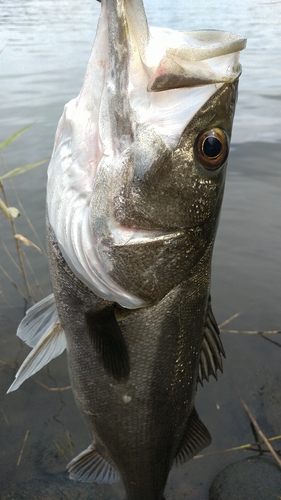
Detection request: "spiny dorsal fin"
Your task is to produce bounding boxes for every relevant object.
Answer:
[198,297,225,385]
[85,306,130,382]
[67,444,120,484]
[174,408,212,465]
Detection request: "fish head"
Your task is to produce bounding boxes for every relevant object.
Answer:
[47,0,246,306]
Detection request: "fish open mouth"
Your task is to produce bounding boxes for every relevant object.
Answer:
[47,0,246,309]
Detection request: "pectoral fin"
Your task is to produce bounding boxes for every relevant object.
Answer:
[67,444,120,484]
[198,297,225,384]
[174,408,212,465]
[7,322,65,393]
[85,306,130,382]
[17,293,58,347]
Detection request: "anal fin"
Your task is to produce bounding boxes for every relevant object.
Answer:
[198,296,225,385]
[174,408,212,465]
[85,306,130,382]
[67,444,120,484]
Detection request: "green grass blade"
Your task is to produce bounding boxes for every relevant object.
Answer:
[0,124,34,152]
[0,158,49,181]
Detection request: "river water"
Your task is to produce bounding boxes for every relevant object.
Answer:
[0,1,280,499]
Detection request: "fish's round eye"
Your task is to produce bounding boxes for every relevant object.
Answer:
[195,128,229,170]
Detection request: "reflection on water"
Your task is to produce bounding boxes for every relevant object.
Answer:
[0,0,280,499]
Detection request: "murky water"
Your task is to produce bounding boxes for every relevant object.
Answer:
[0,0,280,499]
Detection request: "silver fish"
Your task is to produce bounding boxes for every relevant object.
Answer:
[8,0,246,498]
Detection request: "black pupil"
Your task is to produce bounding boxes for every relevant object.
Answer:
[203,136,222,158]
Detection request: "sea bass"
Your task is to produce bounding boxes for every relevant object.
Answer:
[8,0,246,498]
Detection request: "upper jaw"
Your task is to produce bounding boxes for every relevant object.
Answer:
[91,1,247,149]
[59,1,247,160]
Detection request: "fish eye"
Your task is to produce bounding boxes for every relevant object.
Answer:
[195,128,229,170]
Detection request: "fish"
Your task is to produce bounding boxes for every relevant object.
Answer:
[8,0,246,498]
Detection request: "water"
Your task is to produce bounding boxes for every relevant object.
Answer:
[0,1,280,499]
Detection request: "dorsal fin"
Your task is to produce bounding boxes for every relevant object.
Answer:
[67,444,120,484]
[198,297,225,385]
[85,306,130,382]
[174,408,212,465]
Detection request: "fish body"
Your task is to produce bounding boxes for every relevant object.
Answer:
[8,1,246,498]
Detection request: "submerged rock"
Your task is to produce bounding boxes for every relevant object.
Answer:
[209,456,281,500]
